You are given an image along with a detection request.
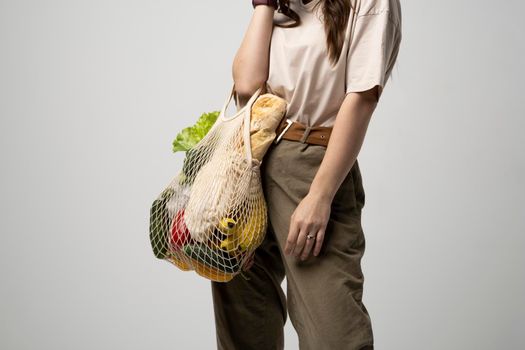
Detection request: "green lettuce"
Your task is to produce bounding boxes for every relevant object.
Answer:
[172,111,220,153]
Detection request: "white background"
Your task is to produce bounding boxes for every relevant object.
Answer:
[1,0,524,349]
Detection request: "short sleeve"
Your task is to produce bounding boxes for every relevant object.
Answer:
[345,10,401,101]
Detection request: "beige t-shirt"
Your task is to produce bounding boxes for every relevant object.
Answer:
[265,0,402,127]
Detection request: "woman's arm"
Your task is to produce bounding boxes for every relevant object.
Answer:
[232,5,275,107]
[309,88,378,202]
[284,87,379,259]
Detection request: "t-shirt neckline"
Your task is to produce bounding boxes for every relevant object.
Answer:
[300,0,318,10]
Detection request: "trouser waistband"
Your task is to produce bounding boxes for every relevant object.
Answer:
[274,117,332,147]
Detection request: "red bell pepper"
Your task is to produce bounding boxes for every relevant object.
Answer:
[170,209,191,249]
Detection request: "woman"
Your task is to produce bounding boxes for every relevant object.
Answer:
[211,0,402,349]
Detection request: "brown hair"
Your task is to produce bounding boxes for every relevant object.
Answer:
[276,0,353,67]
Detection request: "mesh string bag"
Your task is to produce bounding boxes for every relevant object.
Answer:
[149,83,288,282]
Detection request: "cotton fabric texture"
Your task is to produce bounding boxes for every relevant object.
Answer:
[266,0,402,127]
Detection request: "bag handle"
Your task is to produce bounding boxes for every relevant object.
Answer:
[219,82,265,166]
[218,82,263,122]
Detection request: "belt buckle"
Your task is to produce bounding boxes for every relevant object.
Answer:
[274,118,293,144]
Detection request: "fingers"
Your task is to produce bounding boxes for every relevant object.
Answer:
[313,227,325,257]
[243,259,254,271]
[292,226,309,257]
[242,252,255,271]
[298,232,316,260]
[284,213,300,255]
[285,208,327,260]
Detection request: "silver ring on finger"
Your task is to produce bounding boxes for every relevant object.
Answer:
[306,233,315,240]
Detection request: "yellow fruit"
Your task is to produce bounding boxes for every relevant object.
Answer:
[233,203,267,252]
[216,217,240,252]
[211,203,266,254]
[167,254,191,271]
[168,252,235,282]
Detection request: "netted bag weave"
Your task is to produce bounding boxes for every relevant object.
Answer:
[149,84,287,282]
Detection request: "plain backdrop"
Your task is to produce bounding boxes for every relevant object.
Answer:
[1,0,524,349]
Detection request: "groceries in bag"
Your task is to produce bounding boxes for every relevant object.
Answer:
[149,84,288,282]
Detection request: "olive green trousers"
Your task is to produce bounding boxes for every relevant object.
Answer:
[210,139,374,350]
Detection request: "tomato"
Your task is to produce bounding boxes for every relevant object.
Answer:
[170,209,191,249]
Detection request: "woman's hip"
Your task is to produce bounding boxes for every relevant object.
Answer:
[260,138,365,211]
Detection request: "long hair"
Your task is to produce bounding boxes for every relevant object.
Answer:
[276,0,354,67]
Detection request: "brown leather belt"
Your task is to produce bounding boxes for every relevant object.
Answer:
[274,117,332,147]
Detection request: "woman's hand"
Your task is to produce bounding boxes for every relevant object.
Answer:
[284,192,332,260]
[283,90,378,261]
[242,250,256,271]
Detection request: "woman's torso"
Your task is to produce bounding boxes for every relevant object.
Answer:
[266,0,354,128]
[266,0,402,128]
